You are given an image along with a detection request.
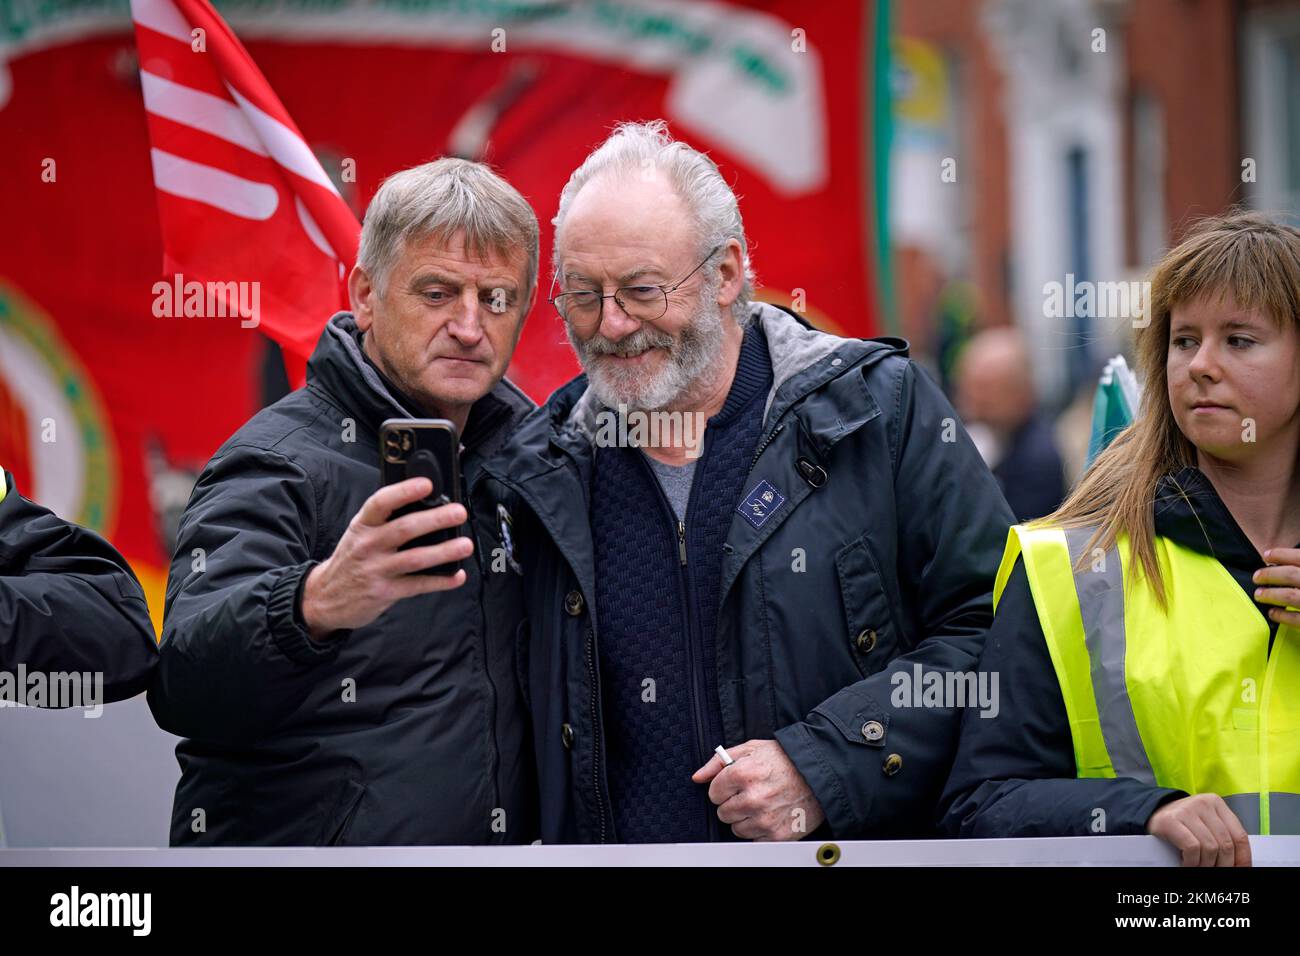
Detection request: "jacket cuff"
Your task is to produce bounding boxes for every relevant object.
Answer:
[266,561,345,664]
[1130,787,1188,833]
[775,721,860,838]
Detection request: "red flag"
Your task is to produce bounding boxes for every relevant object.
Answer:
[129,0,359,385]
[2,1,881,622]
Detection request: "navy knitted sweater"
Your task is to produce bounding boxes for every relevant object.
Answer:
[590,325,772,843]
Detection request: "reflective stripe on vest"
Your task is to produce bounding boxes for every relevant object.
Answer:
[994,524,1300,835]
[1061,527,1156,786]
[1224,792,1300,833]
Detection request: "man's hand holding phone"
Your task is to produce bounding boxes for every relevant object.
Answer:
[300,477,472,641]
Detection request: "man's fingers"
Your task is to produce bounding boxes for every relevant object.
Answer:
[692,754,725,784]
[694,742,757,784]
[356,478,433,526]
[707,769,746,807]
[376,502,468,548]
[388,568,468,599]
[385,537,475,576]
[716,798,750,826]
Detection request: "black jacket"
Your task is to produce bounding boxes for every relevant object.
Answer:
[148,313,536,846]
[0,470,157,701]
[939,466,1283,837]
[993,413,1066,522]
[485,304,1015,843]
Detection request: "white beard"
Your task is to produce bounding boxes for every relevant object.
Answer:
[569,278,726,412]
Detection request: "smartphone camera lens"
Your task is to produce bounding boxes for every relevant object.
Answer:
[382,428,415,464]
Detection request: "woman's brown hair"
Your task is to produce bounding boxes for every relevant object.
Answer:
[1039,210,1300,607]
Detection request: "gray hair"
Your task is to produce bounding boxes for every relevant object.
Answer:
[358,157,539,302]
[552,120,756,324]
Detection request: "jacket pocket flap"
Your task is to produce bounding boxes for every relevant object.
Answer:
[835,533,899,669]
[812,687,890,748]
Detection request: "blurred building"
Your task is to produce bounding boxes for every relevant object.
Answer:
[890,0,1300,416]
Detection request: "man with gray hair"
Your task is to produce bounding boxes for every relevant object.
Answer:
[486,122,1013,843]
[149,158,539,845]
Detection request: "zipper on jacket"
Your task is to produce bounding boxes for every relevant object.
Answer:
[638,453,717,840]
[675,519,714,840]
[750,422,787,468]
[584,624,608,843]
[466,473,502,837]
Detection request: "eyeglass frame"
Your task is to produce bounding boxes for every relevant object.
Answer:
[547,243,725,327]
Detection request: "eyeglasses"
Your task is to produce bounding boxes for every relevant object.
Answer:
[548,244,723,330]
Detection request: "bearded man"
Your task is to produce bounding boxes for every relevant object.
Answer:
[485,121,1014,844]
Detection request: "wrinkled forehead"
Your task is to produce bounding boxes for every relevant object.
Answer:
[556,174,698,278]
[398,226,529,281]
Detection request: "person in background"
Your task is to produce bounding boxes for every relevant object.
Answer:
[940,211,1300,866]
[0,467,157,701]
[955,326,1067,522]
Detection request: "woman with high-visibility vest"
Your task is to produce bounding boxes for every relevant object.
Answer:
[940,211,1300,866]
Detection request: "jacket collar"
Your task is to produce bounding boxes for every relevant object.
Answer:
[485,305,911,611]
[1154,466,1297,567]
[537,302,907,445]
[492,303,912,496]
[305,311,533,455]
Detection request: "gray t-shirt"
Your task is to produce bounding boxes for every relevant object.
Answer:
[643,453,697,523]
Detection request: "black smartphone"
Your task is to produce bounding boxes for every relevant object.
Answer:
[379,418,463,576]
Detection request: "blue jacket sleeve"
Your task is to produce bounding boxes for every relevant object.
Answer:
[775,361,1016,837]
[937,557,1184,837]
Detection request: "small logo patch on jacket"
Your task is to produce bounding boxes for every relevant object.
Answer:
[737,479,786,529]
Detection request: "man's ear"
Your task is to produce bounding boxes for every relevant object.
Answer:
[349,264,376,331]
[716,238,744,310]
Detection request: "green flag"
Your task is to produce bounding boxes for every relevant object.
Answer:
[1086,356,1140,467]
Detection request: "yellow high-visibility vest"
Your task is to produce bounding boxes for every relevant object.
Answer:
[996,524,1300,834]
